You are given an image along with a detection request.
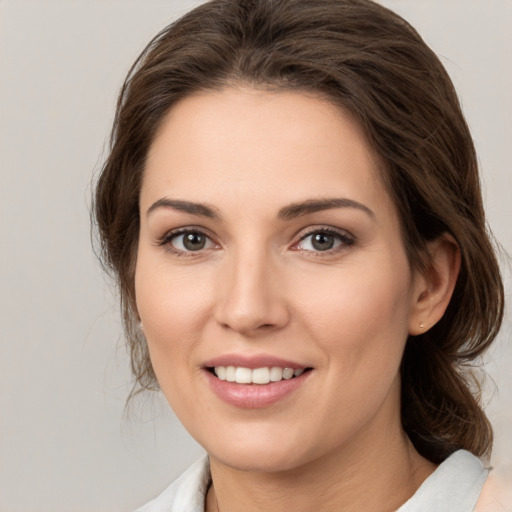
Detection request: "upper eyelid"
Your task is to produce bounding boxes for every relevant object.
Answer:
[294,225,355,241]
[155,225,355,250]
[289,226,356,254]
[157,226,215,243]
[154,230,218,257]
[156,227,219,257]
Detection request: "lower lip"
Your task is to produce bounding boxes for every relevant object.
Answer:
[204,370,311,408]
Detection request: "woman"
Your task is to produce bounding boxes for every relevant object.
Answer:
[94,0,507,510]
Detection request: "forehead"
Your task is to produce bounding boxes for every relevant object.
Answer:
[142,87,391,216]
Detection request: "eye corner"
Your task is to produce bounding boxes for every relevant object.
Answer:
[156,227,220,257]
[291,226,356,255]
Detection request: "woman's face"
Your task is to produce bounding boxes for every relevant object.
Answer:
[136,87,424,472]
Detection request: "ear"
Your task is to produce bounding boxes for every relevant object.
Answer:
[408,234,461,335]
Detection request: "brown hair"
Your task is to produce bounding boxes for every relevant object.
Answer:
[93,0,504,463]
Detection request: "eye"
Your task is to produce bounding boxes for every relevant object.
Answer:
[159,229,217,254]
[294,228,354,253]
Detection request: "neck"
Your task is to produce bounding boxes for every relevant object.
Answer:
[206,415,435,512]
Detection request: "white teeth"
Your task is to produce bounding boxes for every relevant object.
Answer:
[282,368,294,380]
[213,366,306,384]
[235,367,252,384]
[252,367,270,384]
[269,367,283,381]
[225,366,236,382]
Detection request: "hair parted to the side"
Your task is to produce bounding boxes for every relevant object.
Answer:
[93,0,504,463]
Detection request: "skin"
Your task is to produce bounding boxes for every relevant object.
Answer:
[475,472,512,511]
[135,87,460,512]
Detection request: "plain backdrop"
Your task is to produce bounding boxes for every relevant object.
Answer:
[0,1,510,511]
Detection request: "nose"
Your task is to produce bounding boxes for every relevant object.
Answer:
[213,248,290,337]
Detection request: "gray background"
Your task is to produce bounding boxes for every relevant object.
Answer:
[0,1,510,511]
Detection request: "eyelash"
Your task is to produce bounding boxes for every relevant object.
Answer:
[156,226,355,258]
[292,227,355,256]
[156,228,217,258]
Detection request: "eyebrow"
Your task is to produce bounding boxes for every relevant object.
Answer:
[277,198,375,220]
[146,198,221,219]
[146,197,374,220]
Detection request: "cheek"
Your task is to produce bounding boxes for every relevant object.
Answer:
[134,250,212,390]
[134,254,226,433]
[293,257,413,372]
[292,264,413,431]
[135,249,209,335]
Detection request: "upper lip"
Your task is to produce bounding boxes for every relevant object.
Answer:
[203,353,310,370]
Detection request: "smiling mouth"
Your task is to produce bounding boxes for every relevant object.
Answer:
[207,366,313,385]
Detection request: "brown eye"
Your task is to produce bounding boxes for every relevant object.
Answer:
[182,232,206,251]
[169,231,215,252]
[295,228,354,253]
[311,233,335,251]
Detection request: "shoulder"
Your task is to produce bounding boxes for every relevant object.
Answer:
[474,466,512,512]
[134,456,211,512]
[397,450,489,512]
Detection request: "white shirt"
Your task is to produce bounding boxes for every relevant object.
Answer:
[135,450,491,512]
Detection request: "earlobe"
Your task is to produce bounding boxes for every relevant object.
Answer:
[409,234,461,335]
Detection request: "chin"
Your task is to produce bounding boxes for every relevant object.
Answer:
[210,446,307,474]
[196,424,322,474]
